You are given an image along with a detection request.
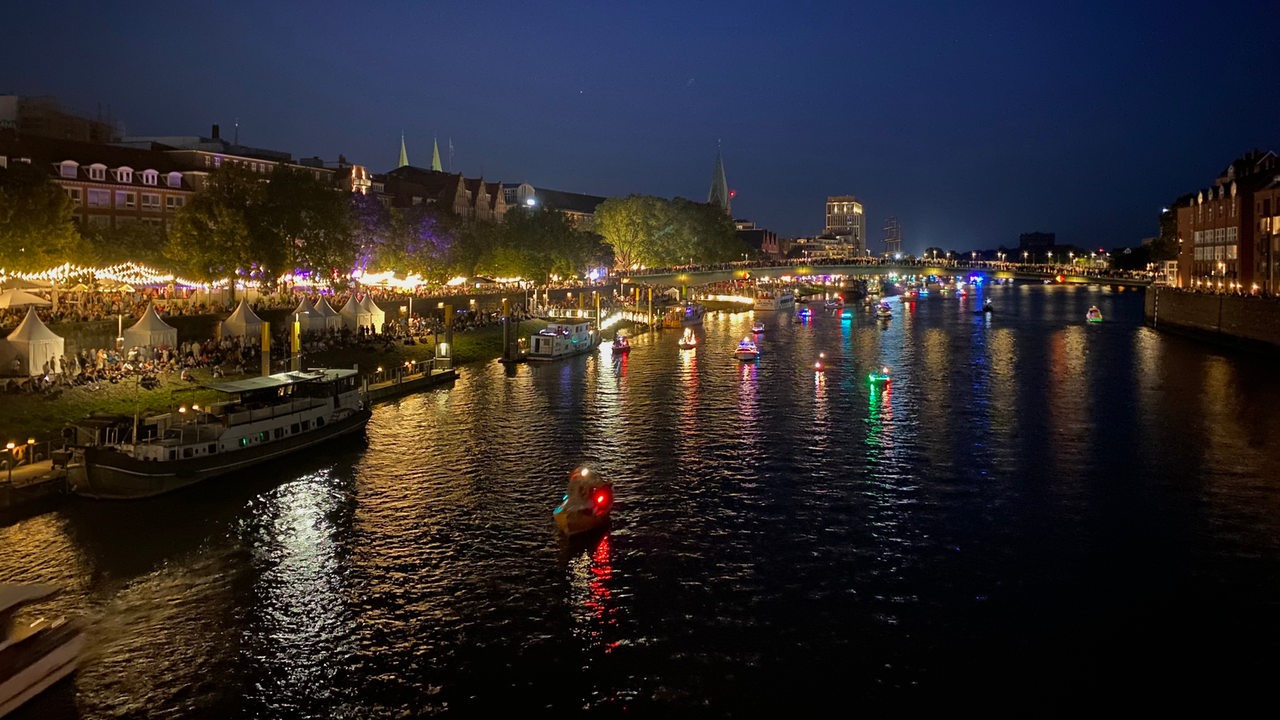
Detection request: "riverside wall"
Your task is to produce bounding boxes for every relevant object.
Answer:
[1145,286,1280,353]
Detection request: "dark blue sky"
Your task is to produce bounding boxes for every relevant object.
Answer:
[5,1,1276,255]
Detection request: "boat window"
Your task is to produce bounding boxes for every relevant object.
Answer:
[183,448,193,458]
[239,437,249,447]
[274,428,284,440]
[168,450,176,460]
[301,420,310,431]
[258,431,269,442]
[291,423,300,434]
[207,444,216,454]
[316,417,325,428]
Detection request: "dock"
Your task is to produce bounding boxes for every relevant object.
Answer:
[1,457,69,520]
[364,365,458,404]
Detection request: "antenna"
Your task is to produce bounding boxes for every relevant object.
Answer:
[234,118,239,145]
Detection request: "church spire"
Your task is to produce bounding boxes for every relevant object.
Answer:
[708,143,730,213]
[398,132,409,168]
[432,136,443,172]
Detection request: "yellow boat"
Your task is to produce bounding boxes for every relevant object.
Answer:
[553,466,614,535]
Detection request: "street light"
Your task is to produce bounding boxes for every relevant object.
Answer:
[5,442,13,483]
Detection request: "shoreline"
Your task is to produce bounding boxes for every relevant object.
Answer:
[0,321,529,447]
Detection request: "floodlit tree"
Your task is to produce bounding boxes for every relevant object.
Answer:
[0,160,80,273]
[595,195,667,270]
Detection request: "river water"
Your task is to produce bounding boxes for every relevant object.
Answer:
[4,283,1280,717]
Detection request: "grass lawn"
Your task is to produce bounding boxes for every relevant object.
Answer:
[0,320,543,447]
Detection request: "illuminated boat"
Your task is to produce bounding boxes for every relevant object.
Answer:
[0,583,87,718]
[611,333,631,354]
[661,302,706,329]
[553,466,613,536]
[529,320,601,360]
[867,366,892,385]
[65,368,371,499]
[753,288,795,311]
[677,327,698,350]
[1086,305,1103,323]
[813,351,827,372]
[735,337,760,362]
[751,321,765,334]
[875,301,893,319]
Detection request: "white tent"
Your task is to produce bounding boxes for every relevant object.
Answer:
[290,296,323,333]
[339,295,371,331]
[1,307,65,377]
[221,298,264,339]
[123,304,178,349]
[312,295,343,331]
[360,295,386,332]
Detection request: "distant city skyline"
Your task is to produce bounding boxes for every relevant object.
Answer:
[3,1,1276,255]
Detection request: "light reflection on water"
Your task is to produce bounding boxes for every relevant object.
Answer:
[4,284,1280,717]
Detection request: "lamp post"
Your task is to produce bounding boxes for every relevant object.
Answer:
[5,442,13,483]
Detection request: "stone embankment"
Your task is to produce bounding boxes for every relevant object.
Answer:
[1145,286,1280,353]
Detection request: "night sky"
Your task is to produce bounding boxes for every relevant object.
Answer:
[5,1,1277,255]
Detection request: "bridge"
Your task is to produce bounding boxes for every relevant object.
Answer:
[620,259,1157,290]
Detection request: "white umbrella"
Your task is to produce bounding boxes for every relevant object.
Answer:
[0,277,51,291]
[0,288,52,308]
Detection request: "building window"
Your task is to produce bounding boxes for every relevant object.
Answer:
[66,188,82,206]
[59,162,78,178]
[116,191,136,209]
[141,193,161,210]
[115,168,133,184]
[88,165,106,181]
[86,215,110,228]
[166,196,185,210]
[142,170,158,185]
[87,189,111,208]
[167,172,182,188]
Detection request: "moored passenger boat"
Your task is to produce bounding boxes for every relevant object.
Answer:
[64,368,370,500]
[528,321,600,361]
[753,288,796,311]
[0,583,87,717]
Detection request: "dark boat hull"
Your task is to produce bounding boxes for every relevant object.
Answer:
[68,408,372,499]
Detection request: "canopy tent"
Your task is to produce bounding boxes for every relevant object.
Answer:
[289,296,323,333]
[221,298,263,339]
[360,295,386,332]
[123,303,178,349]
[1,307,65,377]
[1,277,52,291]
[339,295,371,331]
[312,296,343,331]
[0,288,52,309]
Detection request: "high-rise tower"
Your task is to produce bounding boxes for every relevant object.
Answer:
[883,216,902,256]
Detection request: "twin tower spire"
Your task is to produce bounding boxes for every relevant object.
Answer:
[398,133,443,172]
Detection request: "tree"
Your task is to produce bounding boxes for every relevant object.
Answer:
[0,161,80,273]
[81,221,168,267]
[166,164,262,285]
[594,195,667,270]
[258,165,357,284]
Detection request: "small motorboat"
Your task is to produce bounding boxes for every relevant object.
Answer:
[0,583,87,717]
[813,351,827,372]
[553,466,613,536]
[979,301,994,314]
[611,333,631,354]
[1086,305,1103,323]
[735,337,759,362]
[875,302,893,320]
[867,365,892,386]
[677,327,697,350]
[751,321,765,334]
